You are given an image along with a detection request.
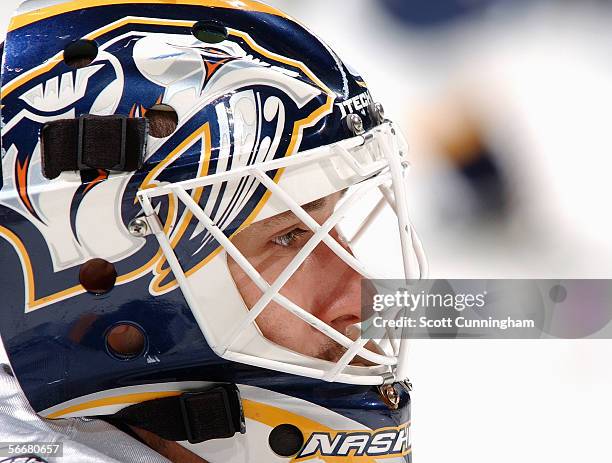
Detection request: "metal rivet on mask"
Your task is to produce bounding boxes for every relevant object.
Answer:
[370,102,385,124]
[129,218,149,238]
[378,384,400,410]
[346,113,365,135]
[269,424,304,457]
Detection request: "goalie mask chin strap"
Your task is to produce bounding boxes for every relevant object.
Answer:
[41,114,148,180]
[105,384,246,445]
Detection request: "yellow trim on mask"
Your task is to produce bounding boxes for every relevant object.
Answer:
[45,391,410,462]
[9,0,290,32]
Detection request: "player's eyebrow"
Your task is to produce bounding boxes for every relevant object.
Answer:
[260,197,328,231]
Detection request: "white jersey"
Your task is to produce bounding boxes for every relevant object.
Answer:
[0,365,170,463]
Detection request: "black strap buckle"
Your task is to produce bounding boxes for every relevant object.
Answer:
[77,115,128,171]
[106,383,245,445]
[179,385,245,444]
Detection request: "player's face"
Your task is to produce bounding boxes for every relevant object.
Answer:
[228,192,374,363]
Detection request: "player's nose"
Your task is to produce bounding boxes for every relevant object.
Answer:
[310,228,365,336]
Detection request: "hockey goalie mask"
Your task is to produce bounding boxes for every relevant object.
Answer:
[1,1,425,461]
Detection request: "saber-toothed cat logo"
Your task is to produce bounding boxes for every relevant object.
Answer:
[1,18,331,313]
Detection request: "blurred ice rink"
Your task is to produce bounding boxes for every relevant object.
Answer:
[2,1,612,462]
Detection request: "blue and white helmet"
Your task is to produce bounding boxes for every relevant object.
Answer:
[0,1,425,461]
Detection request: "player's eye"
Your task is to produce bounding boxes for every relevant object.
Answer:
[272,228,311,248]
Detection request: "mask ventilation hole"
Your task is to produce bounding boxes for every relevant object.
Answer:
[64,39,98,68]
[79,258,117,295]
[105,323,147,360]
[146,104,178,138]
[269,424,304,457]
[192,20,228,44]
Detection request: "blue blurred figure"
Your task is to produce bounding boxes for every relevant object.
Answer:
[380,0,513,28]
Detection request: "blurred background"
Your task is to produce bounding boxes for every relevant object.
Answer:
[3,1,612,462]
[265,0,612,279]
